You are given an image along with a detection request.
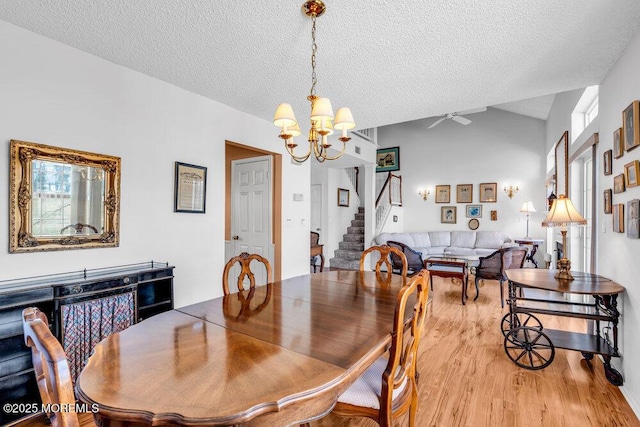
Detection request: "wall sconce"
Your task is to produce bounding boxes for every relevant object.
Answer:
[504,185,519,199]
[418,189,430,201]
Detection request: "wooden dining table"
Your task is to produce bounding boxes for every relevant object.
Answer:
[75,270,410,426]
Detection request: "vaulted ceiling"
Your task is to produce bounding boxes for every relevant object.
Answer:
[1,1,639,128]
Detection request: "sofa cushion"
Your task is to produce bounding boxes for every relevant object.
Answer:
[376,232,415,247]
[421,246,446,256]
[475,231,512,249]
[451,231,476,248]
[444,247,476,256]
[409,232,431,248]
[428,231,451,247]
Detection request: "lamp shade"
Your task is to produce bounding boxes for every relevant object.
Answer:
[310,97,335,121]
[334,107,356,130]
[288,122,302,137]
[520,201,536,213]
[273,103,297,128]
[541,195,587,227]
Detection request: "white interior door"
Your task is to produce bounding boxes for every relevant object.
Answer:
[231,156,272,288]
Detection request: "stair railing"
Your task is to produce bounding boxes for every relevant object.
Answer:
[375,172,402,235]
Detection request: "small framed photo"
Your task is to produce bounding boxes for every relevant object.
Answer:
[614,174,626,194]
[479,182,497,202]
[604,189,612,214]
[376,146,400,173]
[613,128,624,159]
[625,160,639,188]
[435,185,451,203]
[627,199,639,239]
[603,150,612,176]
[613,204,624,233]
[456,184,473,203]
[466,205,482,218]
[441,206,457,224]
[623,100,640,152]
[490,210,498,221]
[174,162,207,213]
[337,188,350,207]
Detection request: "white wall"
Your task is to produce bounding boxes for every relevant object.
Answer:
[0,20,310,307]
[597,27,640,415]
[377,108,547,259]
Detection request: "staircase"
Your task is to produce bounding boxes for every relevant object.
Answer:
[329,207,365,270]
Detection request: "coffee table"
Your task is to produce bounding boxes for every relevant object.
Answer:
[424,256,480,305]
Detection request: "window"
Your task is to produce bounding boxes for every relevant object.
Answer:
[571,86,599,144]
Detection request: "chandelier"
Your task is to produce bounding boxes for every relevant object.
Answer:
[273,0,355,163]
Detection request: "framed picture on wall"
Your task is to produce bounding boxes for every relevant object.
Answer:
[174,162,207,213]
[613,203,624,233]
[466,205,482,218]
[604,189,612,214]
[435,185,450,203]
[479,182,497,202]
[614,174,626,194]
[376,147,400,173]
[441,206,457,224]
[490,210,498,221]
[337,188,350,207]
[456,184,473,203]
[627,199,639,239]
[623,100,640,152]
[625,160,639,188]
[603,150,612,176]
[613,128,624,159]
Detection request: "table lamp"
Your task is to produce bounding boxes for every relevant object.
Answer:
[541,195,587,280]
[519,201,536,239]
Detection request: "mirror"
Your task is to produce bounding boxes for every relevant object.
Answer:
[9,140,121,253]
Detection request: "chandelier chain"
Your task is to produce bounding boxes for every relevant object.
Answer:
[310,16,318,98]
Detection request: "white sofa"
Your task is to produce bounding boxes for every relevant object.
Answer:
[374,230,516,259]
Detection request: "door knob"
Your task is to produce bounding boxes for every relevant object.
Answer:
[232,235,239,240]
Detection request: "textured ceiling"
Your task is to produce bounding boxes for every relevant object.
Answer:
[1,1,640,129]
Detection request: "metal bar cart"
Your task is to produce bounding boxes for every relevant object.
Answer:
[502,269,625,385]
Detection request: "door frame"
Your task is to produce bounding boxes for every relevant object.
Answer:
[225,141,282,281]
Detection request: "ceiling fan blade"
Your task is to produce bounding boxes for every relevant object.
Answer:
[457,107,487,115]
[451,115,472,125]
[428,117,447,129]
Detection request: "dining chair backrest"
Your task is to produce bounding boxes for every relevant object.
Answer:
[222,252,273,295]
[332,269,431,426]
[22,307,80,427]
[360,244,408,278]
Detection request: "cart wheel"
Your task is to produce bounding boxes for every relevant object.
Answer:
[500,313,543,337]
[581,352,594,361]
[604,364,624,386]
[504,326,555,370]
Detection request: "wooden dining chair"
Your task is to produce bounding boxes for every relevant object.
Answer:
[360,244,408,277]
[222,252,273,295]
[331,269,431,426]
[22,307,81,427]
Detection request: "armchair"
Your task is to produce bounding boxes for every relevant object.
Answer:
[474,247,527,307]
[387,241,425,276]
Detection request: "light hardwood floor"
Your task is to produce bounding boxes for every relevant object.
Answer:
[18,275,639,427]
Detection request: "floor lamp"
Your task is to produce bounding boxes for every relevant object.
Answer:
[520,201,536,239]
[541,195,587,280]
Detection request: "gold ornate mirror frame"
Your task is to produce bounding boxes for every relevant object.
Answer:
[9,140,121,253]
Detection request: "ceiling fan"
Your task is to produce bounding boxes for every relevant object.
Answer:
[427,107,487,129]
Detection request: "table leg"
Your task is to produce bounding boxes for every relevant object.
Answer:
[529,244,539,268]
[461,273,467,305]
[318,254,325,272]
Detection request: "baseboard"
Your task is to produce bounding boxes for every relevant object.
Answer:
[620,384,640,421]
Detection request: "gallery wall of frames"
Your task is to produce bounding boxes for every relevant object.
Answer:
[605,100,640,238]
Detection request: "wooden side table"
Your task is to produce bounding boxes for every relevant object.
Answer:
[425,256,479,305]
[514,238,544,268]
